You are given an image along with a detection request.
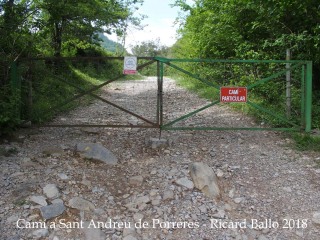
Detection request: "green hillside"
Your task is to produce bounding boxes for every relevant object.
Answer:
[98,33,126,54]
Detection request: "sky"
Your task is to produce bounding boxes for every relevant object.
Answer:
[107,0,194,52]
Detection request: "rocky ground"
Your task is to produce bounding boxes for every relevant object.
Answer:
[1,77,320,240]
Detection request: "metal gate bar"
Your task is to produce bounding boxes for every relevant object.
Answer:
[162,100,220,129]
[44,73,157,126]
[155,57,313,132]
[20,57,158,128]
[13,57,312,132]
[247,62,304,90]
[40,59,156,120]
[165,62,220,90]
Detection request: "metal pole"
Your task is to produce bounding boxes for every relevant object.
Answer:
[300,65,305,129]
[159,62,164,127]
[305,61,312,132]
[286,49,291,118]
[156,60,160,126]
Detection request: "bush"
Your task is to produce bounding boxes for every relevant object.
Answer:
[0,85,21,134]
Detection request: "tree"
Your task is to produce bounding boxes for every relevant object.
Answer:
[171,0,320,129]
[0,0,144,59]
[0,0,144,131]
[131,39,169,56]
[173,0,320,89]
[31,0,143,57]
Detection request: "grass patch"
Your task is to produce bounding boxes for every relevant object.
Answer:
[18,58,127,123]
[172,74,320,151]
[292,133,320,151]
[175,75,219,101]
[71,68,103,85]
[29,67,102,123]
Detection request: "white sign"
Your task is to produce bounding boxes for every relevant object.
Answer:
[123,56,137,75]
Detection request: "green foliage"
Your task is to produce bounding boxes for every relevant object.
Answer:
[0,85,21,134]
[98,33,126,54]
[172,0,320,130]
[131,39,170,76]
[0,0,143,131]
[131,39,169,57]
[292,133,320,152]
[18,51,123,123]
[30,0,141,57]
[312,91,320,129]
[0,0,143,60]
[175,75,219,101]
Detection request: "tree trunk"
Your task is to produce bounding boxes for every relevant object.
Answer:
[53,21,63,57]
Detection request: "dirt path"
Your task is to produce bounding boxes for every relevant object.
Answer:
[1,77,320,240]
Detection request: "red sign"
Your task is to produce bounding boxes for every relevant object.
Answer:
[220,87,247,103]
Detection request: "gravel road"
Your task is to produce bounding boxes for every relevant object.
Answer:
[0,77,320,240]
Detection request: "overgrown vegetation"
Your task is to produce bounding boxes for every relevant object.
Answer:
[292,133,320,152]
[0,85,21,133]
[131,39,170,76]
[170,0,320,150]
[18,53,124,123]
[0,0,143,134]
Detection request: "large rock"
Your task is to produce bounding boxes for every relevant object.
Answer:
[68,197,95,211]
[312,212,320,225]
[189,162,220,198]
[75,142,118,165]
[40,203,65,220]
[175,177,194,190]
[43,184,60,199]
[29,195,47,206]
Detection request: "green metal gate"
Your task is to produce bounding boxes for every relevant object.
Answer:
[11,57,312,132]
[155,57,312,132]
[13,56,160,129]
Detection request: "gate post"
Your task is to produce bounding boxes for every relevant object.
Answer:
[286,49,291,118]
[156,60,164,128]
[305,61,312,132]
[157,60,160,126]
[10,61,21,121]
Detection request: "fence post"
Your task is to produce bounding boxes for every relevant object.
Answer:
[305,61,312,132]
[286,49,291,118]
[10,61,21,121]
[300,65,305,129]
[157,60,160,126]
[158,61,164,127]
